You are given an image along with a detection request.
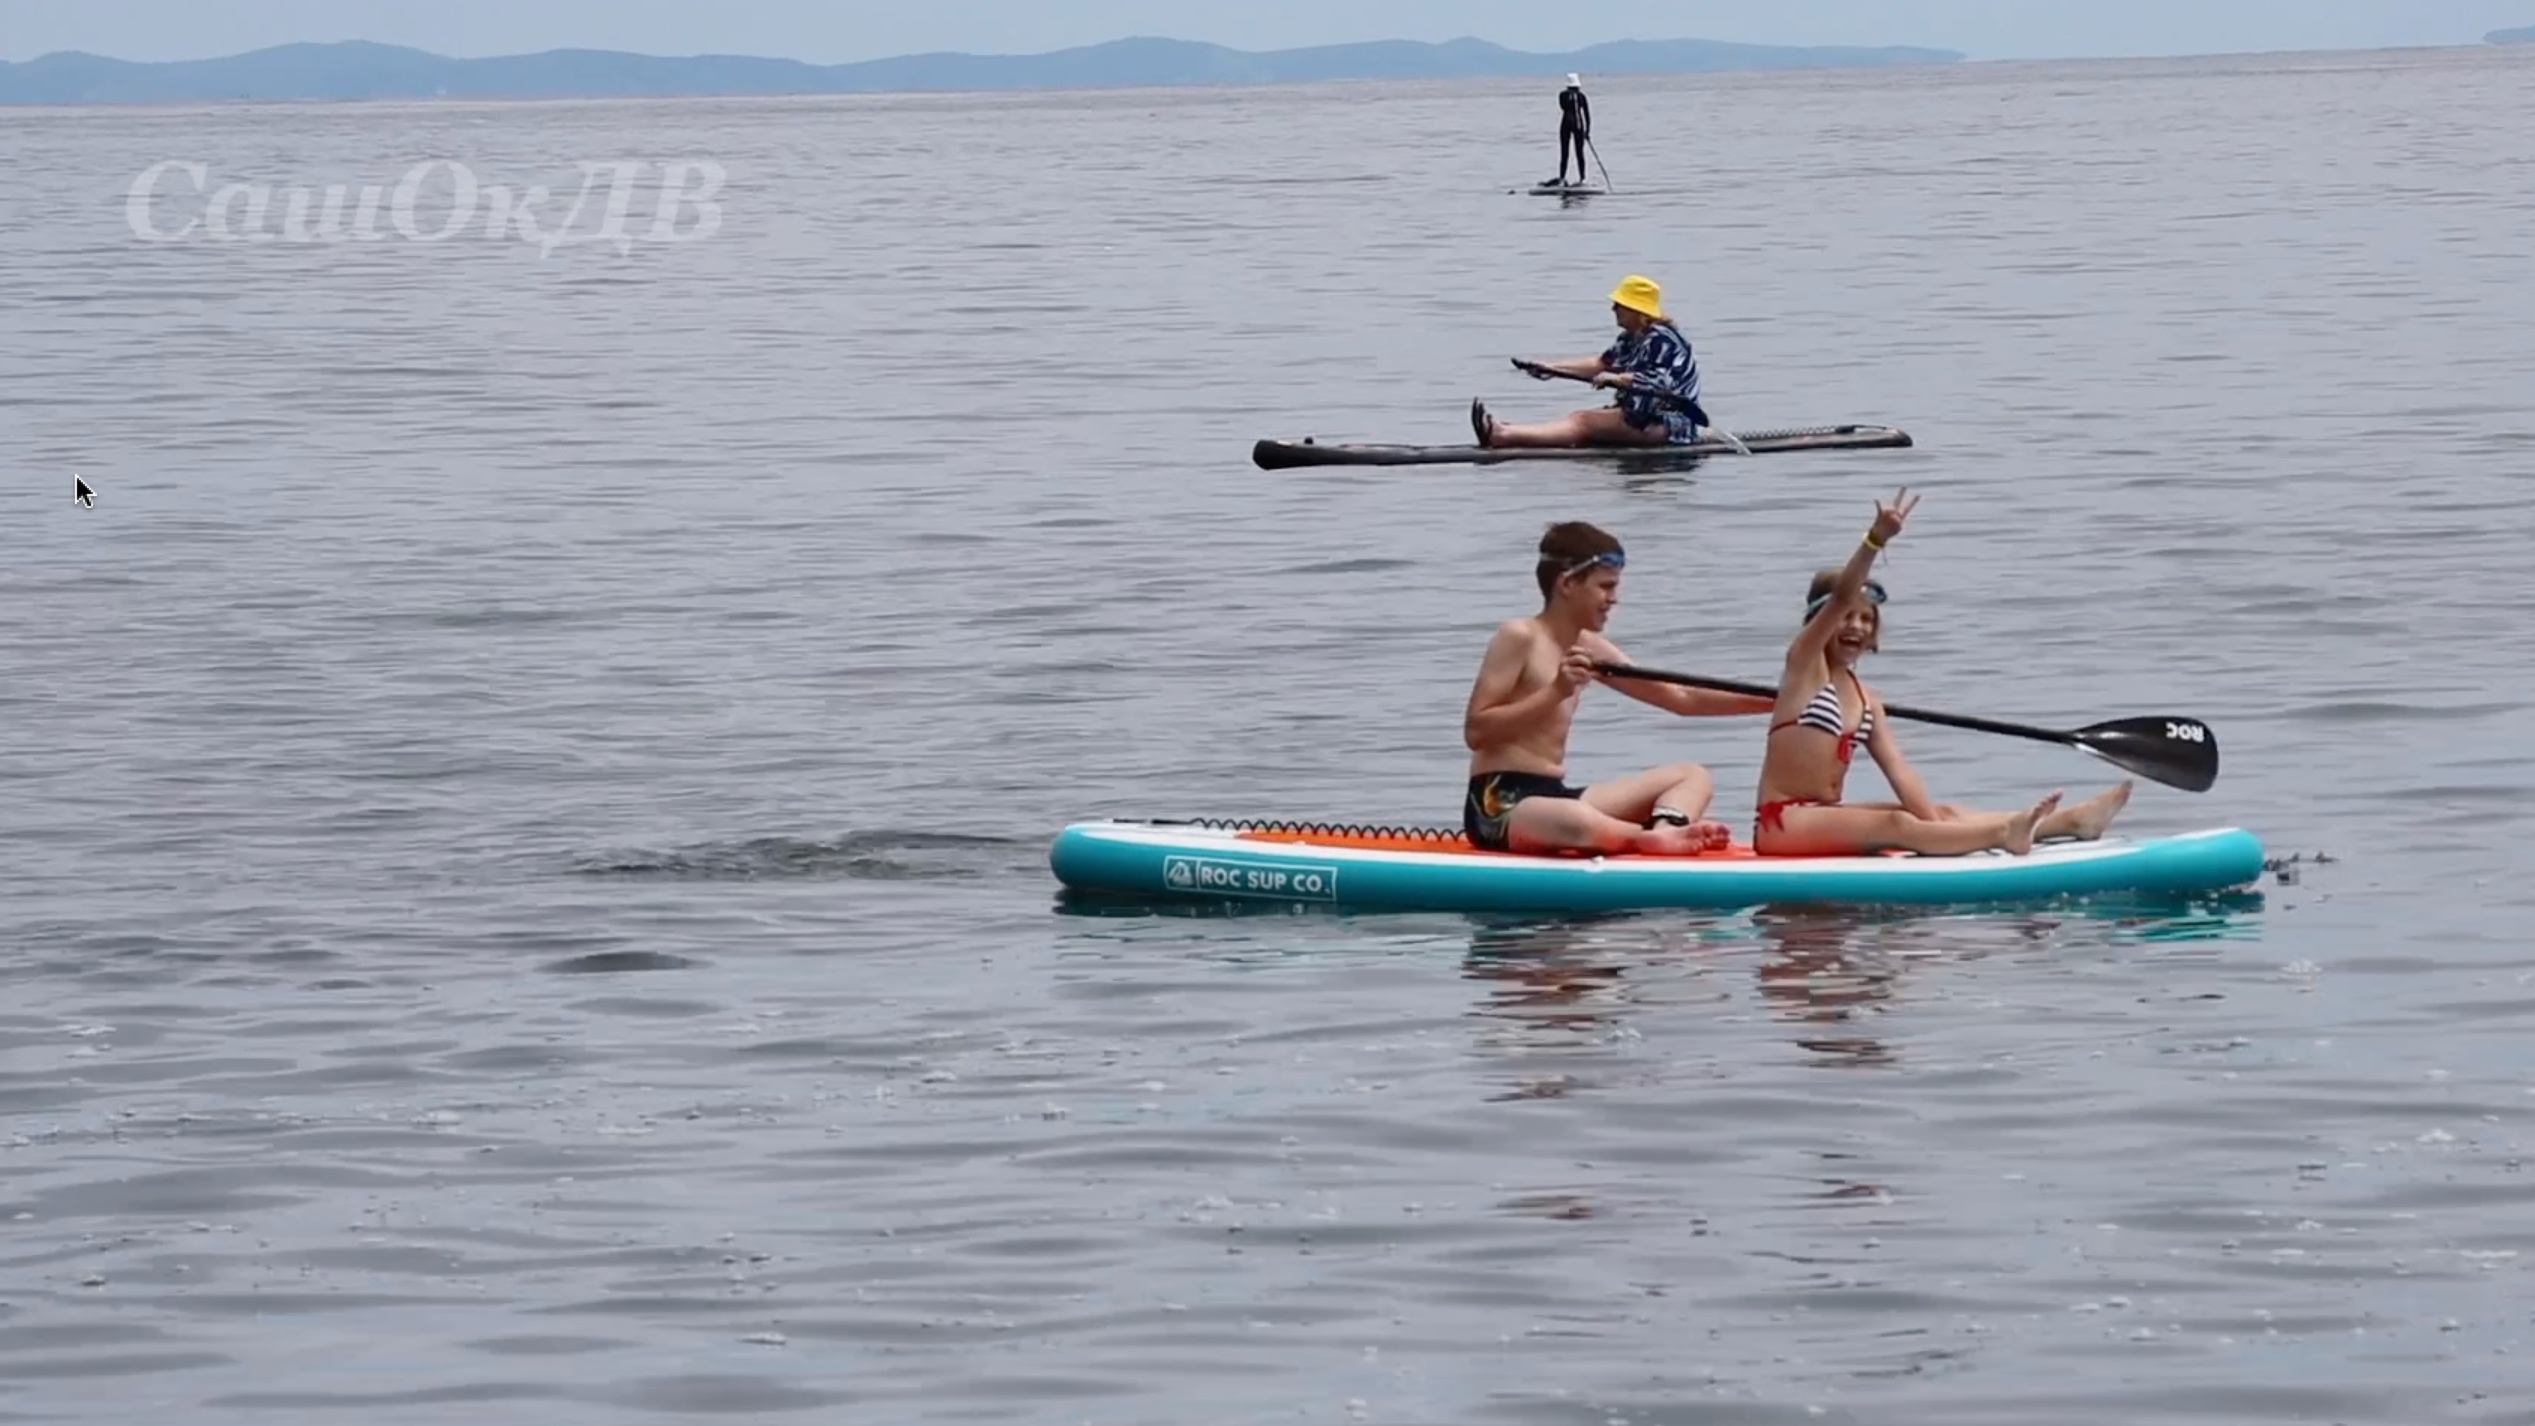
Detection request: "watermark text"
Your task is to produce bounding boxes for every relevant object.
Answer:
[125,159,725,257]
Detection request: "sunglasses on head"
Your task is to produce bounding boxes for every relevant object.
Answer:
[1805,580,1887,621]
[1559,549,1626,580]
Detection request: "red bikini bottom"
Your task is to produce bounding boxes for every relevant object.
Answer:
[1755,798,1830,835]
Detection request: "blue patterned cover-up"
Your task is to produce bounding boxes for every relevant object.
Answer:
[1600,323,1708,443]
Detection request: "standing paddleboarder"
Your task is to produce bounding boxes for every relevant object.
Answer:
[1555,73,1591,187]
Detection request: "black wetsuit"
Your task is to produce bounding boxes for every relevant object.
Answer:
[1557,85,1591,183]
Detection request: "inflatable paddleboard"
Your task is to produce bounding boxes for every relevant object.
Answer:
[1252,424,1913,470]
[1049,818,2266,913]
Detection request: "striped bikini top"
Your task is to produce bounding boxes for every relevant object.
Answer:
[1770,672,1874,763]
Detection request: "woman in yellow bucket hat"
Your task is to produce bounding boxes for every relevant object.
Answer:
[1476,275,1717,450]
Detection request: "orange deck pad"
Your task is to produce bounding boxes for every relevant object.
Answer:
[1235,827,1765,860]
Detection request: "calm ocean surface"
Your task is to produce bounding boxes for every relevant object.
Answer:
[5,42,2535,1425]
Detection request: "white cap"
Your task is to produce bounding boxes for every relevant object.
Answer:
[1568,73,1582,86]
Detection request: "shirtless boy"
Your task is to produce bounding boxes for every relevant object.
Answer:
[1461,521,1773,856]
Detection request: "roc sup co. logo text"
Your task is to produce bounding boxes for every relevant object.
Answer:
[125,159,725,258]
[1160,855,1338,903]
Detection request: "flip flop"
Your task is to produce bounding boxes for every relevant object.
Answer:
[1470,399,1492,448]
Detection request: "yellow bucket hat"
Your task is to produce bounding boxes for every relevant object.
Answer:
[1609,274,1665,319]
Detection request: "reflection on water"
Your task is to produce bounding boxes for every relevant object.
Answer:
[1455,906,1905,1081]
[2091,889,2270,944]
[1455,892,2270,1079]
[1459,914,1670,1103]
[1747,908,1907,1068]
[1463,914,1659,1034]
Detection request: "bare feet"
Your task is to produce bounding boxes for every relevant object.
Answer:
[1646,804,1726,849]
[1638,821,1731,857]
[2001,790,2062,856]
[2041,780,2133,842]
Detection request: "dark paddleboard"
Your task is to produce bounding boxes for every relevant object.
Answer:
[1524,181,1604,196]
[1252,425,1915,471]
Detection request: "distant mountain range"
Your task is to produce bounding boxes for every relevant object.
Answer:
[0,36,1966,105]
[2488,25,2535,43]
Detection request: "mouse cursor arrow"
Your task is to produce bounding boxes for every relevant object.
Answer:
[75,476,94,508]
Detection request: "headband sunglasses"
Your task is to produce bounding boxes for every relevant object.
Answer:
[1805,580,1887,622]
[1558,549,1626,580]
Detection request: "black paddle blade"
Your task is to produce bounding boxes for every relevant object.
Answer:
[2070,717,2219,793]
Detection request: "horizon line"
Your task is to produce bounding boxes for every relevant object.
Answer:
[0,33,2510,110]
[1,30,2522,68]
[11,33,1962,66]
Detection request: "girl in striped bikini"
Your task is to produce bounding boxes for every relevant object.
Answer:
[1750,488,2134,858]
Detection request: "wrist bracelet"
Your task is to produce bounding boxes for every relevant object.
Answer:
[1863,529,1887,550]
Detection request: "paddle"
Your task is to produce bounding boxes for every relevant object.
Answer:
[1510,358,1753,455]
[1585,135,1614,193]
[1592,662,2221,793]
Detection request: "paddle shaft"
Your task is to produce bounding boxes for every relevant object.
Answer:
[1516,360,1696,411]
[1512,360,1748,451]
[1585,135,1613,192]
[1597,663,2119,750]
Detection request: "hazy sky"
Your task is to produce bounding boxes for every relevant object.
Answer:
[3,0,2528,64]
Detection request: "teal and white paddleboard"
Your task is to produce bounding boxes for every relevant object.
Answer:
[1049,819,2267,914]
